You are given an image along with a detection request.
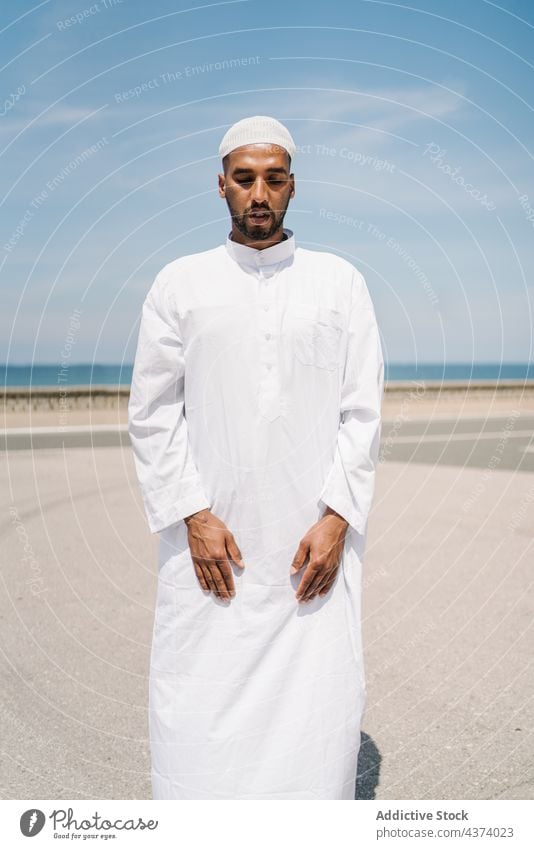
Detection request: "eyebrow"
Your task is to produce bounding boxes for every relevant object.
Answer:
[232,167,288,176]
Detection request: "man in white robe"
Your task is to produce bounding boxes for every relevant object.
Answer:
[128,115,385,800]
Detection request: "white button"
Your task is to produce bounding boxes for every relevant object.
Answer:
[263,304,270,311]
[265,333,271,340]
[266,363,272,369]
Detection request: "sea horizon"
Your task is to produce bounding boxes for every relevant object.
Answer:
[1,362,533,387]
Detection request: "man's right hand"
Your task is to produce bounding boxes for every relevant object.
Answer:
[184,509,245,601]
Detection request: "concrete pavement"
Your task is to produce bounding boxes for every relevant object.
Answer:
[1,412,532,799]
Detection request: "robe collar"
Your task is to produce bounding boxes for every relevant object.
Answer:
[225,227,295,269]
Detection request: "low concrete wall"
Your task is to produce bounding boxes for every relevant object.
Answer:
[3,386,130,413]
[2,380,533,413]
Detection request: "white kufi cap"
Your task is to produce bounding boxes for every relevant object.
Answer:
[219,115,295,160]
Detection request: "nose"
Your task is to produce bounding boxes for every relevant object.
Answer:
[250,176,269,205]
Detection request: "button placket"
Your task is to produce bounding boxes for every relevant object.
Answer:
[257,262,281,421]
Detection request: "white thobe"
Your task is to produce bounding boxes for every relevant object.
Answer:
[128,227,384,800]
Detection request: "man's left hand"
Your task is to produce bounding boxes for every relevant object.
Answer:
[290,508,349,603]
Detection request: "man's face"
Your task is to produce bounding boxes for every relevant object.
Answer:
[218,144,295,245]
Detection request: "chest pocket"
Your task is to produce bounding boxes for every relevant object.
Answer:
[288,303,345,371]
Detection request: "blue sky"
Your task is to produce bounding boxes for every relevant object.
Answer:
[1,0,533,365]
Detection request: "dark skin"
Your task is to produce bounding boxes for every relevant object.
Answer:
[184,143,349,603]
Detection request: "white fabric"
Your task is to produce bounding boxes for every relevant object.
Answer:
[218,115,296,160]
[128,227,385,800]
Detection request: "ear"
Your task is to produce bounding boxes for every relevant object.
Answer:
[218,172,226,198]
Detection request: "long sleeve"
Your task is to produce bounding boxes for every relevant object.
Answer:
[127,269,211,534]
[318,269,384,536]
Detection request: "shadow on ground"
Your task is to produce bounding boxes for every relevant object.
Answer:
[355,732,381,799]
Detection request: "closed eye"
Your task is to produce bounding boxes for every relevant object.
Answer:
[235,178,286,185]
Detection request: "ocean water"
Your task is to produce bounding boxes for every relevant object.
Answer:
[1,362,533,387]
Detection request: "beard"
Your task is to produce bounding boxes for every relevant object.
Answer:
[225,197,289,241]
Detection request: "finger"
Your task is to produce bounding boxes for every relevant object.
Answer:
[226,536,246,569]
[194,562,209,592]
[310,567,338,599]
[217,557,236,598]
[290,541,310,575]
[207,561,232,600]
[318,569,339,596]
[299,560,339,601]
[317,576,335,596]
[295,562,322,600]
[197,560,218,594]
[298,570,329,602]
[314,561,339,590]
